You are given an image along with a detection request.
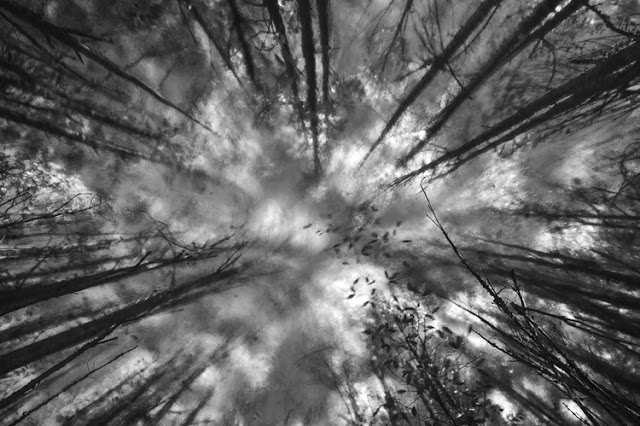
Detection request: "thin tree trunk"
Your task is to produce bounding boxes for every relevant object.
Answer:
[0,249,222,315]
[399,0,571,165]
[181,389,215,426]
[178,0,244,87]
[0,71,160,140]
[0,2,215,133]
[0,330,115,412]
[379,0,413,75]
[316,0,331,110]
[264,0,306,126]
[360,0,504,166]
[297,0,321,177]
[0,267,237,377]
[394,41,640,184]
[227,0,259,88]
[0,105,159,164]
[4,347,137,426]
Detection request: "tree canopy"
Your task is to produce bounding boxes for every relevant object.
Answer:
[1,0,640,425]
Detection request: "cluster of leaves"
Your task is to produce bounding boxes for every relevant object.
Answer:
[361,290,496,425]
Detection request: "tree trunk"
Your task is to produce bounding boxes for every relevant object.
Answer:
[360,0,504,166]
[399,0,571,165]
[297,0,321,177]
[316,0,331,110]
[227,0,259,89]
[264,0,306,127]
[0,268,237,377]
[394,41,640,184]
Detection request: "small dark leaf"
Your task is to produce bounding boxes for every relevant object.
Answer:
[402,239,413,243]
[303,223,312,229]
[412,406,417,417]
[431,306,440,314]
[347,293,355,299]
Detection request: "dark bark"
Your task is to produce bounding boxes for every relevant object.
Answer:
[399,0,571,165]
[0,71,160,140]
[379,0,413,75]
[0,104,168,164]
[5,346,137,426]
[297,0,321,176]
[178,0,245,87]
[360,0,504,166]
[181,389,215,426]
[0,266,238,377]
[0,330,115,412]
[0,249,222,315]
[0,2,214,133]
[264,0,306,126]
[227,0,259,88]
[394,41,640,184]
[316,0,331,110]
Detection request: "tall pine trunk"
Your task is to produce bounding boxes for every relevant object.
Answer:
[399,0,573,165]
[264,0,306,127]
[361,0,504,165]
[297,0,321,177]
